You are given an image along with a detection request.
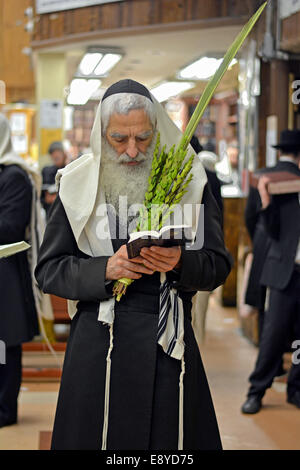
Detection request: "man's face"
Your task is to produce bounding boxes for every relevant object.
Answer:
[105,109,154,166]
[50,150,66,168]
[227,146,239,169]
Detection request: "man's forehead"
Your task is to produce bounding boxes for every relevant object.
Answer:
[107,109,153,130]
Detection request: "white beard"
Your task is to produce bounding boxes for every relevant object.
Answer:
[99,133,157,215]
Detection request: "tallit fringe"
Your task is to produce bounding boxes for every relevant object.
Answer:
[101,323,114,450]
[178,354,185,450]
[27,178,58,365]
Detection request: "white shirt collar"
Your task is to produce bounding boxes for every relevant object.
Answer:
[279,156,298,165]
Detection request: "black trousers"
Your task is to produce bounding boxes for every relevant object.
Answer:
[248,269,300,399]
[0,345,22,424]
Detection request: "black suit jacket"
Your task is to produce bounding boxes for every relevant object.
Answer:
[260,161,300,290]
[245,167,272,309]
[0,164,39,346]
[41,165,59,214]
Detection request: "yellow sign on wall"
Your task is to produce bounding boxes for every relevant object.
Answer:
[40,128,63,156]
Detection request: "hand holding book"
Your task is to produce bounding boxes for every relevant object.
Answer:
[140,245,182,274]
[250,171,300,195]
[257,176,271,209]
[106,243,182,282]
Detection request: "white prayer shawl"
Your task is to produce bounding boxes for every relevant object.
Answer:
[56,92,207,450]
[0,114,54,329]
[0,115,53,321]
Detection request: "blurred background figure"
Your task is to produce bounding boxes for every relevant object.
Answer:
[191,136,223,220]
[242,130,300,415]
[226,139,239,186]
[41,141,67,217]
[0,114,42,428]
[190,136,224,345]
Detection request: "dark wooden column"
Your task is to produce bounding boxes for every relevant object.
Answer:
[258,59,290,168]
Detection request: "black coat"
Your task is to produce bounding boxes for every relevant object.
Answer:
[41,165,58,187]
[35,184,231,450]
[205,169,223,228]
[260,161,300,290]
[245,169,271,309]
[245,160,300,307]
[41,165,59,214]
[0,164,39,347]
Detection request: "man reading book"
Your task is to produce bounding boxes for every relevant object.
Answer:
[35,79,231,450]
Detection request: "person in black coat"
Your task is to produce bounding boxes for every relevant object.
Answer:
[41,141,66,217]
[190,136,223,222]
[242,130,300,414]
[0,163,39,427]
[35,80,232,450]
[245,175,271,324]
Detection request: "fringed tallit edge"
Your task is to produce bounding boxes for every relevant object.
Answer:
[178,354,185,450]
[101,322,114,450]
[27,179,59,365]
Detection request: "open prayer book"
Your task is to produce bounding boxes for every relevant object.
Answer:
[127,225,192,259]
[0,241,30,259]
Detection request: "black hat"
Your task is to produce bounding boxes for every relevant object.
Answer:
[102,79,153,102]
[272,129,300,151]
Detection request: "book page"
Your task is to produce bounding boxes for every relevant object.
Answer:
[0,241,31,259]
[128,230,159,243]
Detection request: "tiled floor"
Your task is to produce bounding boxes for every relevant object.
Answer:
[201,295,300,450]
[0,295,299,450]
[0,382,58,450]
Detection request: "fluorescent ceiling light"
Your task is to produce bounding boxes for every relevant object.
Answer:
[79,53,103,75]
[179,57,238,81]
[94,53,122,76]
[151,81,195,102]
[67,79,101,105]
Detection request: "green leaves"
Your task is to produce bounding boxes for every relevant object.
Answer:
[182,1,268,148]
[113,2,268,300]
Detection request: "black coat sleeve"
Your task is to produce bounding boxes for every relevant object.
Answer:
[205,170,223,227]
[34,195,112,302]
[0,166,32,244]
[261,198,280,241]
[167,183,232,292]
[245,186,262,242]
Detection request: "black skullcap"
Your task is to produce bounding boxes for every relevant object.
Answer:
[102,79,153,102]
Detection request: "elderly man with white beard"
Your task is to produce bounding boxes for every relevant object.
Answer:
[35,79,231,450]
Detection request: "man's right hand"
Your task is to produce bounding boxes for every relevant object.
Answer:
[106,245,155,281]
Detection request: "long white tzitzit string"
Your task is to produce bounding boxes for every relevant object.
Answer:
[178,356,186,450]
[101,323,114,450]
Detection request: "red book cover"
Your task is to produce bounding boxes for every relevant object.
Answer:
[250,171,300,195]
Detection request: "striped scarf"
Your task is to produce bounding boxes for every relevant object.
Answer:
[158,273,185,361]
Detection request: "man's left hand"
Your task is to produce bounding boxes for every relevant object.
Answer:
[140,246,182,273]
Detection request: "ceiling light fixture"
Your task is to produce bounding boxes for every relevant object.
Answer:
[94,53,122,76]
[76,48,123,78]
[151,81,195,103]
[79,53,103,76]
[67,79,101,105]
[178,57,238,81]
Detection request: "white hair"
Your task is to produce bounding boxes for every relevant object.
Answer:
[101,93,156,135]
